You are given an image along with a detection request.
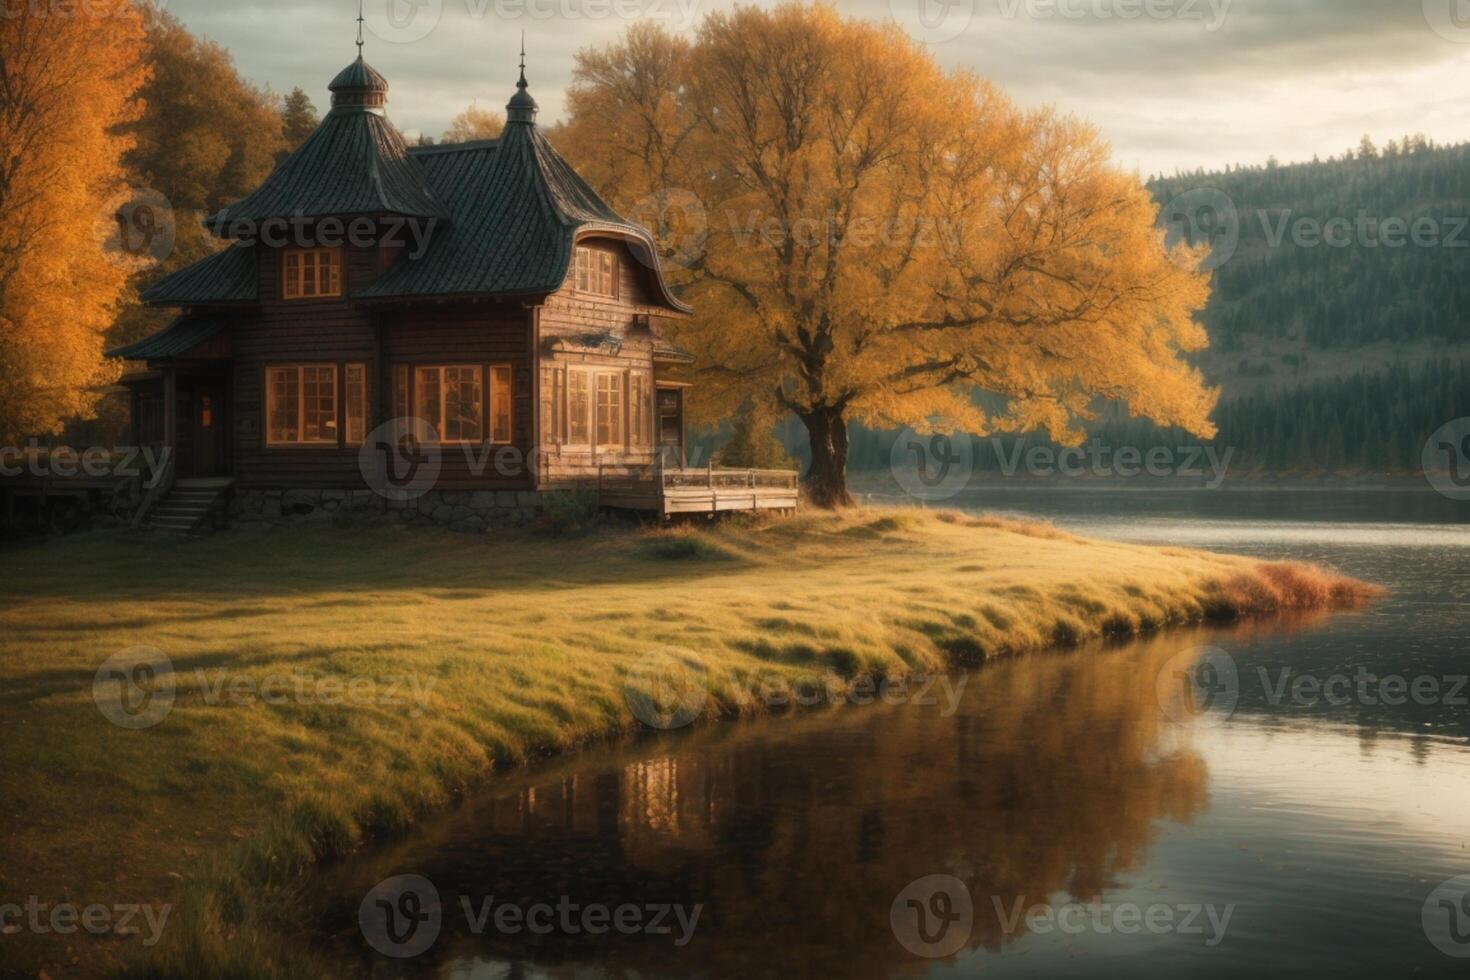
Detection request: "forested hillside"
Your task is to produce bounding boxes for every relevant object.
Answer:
[820,140,1470,478]
[1152,138,1470,356]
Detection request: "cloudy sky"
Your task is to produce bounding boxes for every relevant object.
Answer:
[163,0,1470,176]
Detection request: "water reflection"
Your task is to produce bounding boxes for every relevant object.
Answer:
[306,492,1470,979]
[315,633,1215,978]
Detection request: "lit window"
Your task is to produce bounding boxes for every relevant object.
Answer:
[344,364,367,444]
[568,370,590,446]
[491,365,513,444]
[573,246,617,297]
[266,365,338,445]
[595,371,623,447]
[630,374,650,447]
[282,248,341,300]
[541,366,565,446]
[408,365,513,444]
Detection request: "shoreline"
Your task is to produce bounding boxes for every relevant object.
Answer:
[0,508,1380,978]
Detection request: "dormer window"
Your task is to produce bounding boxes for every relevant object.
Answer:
[573,246,617,298]
[282,247,341,300]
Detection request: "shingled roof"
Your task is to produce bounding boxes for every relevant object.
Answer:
[139,244,257,305]
[141,56,688,313]
[107,316,229,360]
[204,56,444,231]
[361,123,687,310]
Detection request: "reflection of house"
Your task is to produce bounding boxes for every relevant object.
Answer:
[108,45,752,530]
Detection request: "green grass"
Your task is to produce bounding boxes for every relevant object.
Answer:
[0,508,1376,978]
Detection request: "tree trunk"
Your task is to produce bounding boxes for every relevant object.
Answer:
[800,405,854,509]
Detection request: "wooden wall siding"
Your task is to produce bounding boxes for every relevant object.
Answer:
[381,304,534,490]
[222,234,676,491]
[536,237,670,487]
[231,242,380,488]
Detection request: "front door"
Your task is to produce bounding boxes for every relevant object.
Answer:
[191,382,229,477]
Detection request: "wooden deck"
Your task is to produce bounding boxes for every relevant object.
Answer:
[598,465,800,517]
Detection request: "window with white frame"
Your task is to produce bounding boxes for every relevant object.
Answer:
[556,366,639,451]
[630,373,650,447]
[567,369,590,446]
[595,371,623,447]
[573,246,617,297]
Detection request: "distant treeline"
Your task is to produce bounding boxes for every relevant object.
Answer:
[796,360,1469,477]
[1150,139,1470,350]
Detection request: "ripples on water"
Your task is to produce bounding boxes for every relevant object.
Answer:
[312,490,1470,979]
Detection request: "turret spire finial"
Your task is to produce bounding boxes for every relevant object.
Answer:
[507,34,538,123]
[356,0,365,55]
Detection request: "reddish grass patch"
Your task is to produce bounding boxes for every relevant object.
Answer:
[1214,561,1383,617]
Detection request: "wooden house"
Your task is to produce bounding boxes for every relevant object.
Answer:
[110,51,796,532]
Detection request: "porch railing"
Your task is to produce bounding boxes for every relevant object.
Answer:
[596,461,799,495]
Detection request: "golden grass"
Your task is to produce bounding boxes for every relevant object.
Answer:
[0,507,1377,978]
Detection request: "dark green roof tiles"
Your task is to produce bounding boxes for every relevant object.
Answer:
[107,316,229,360]
[363,124,689,311]
[142,59,688,313]
[139,245,257,305]
[205,108,444,230]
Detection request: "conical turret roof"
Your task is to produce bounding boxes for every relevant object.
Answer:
[206,57,444,232]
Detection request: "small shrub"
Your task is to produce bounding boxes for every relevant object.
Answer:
[635,531,734,562]
[532,490,602,535]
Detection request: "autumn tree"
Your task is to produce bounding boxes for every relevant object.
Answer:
[107,9,286,361]
[563,5,1218,507]
[280,86,319,156]
[442,103,504,143]
[0,0,148,441]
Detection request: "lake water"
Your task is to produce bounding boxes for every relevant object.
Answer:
[313,489,1470,978]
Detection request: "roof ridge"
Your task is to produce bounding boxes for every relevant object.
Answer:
[409,139,501,156]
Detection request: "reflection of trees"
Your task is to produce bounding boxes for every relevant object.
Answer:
[318,634,1209,978]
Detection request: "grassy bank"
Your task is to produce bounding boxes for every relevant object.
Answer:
[0,509,1377,977]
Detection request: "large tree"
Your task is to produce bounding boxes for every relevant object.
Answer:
[0,0,148,441]
[106,10,287,359]
[562,5,1218,507]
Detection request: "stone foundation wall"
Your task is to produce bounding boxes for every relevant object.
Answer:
[229,488,580,532]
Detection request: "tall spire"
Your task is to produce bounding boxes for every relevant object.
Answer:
[506,33,538,125]
[356,0,365,55]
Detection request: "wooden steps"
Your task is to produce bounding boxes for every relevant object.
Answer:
[145,478,234,535]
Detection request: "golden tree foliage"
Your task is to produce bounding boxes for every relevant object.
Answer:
[0,0,148,442]
[105,10,286,374]
[442,103,504,143]
[562,4,1218,506]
